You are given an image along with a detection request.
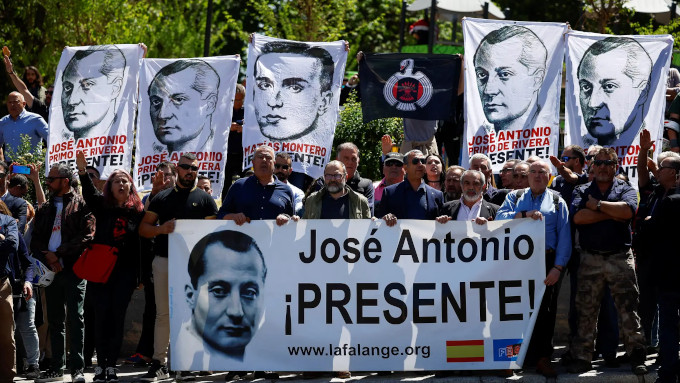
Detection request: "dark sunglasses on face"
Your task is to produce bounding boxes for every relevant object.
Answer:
[593,159,616,166]
[177,163,199,172]
[46,91,54,95]
[274,164,290,170]
[384,160,402,167]
[411,157,427,165]
[561,156,579,162]
[586,154,594,161]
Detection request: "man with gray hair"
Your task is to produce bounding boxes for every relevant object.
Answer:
[61,45,126,140]
[578,37,652,146]
[149,59,220,153]
[436,169,499,224]
[443,165,465,202]
[31,163,95,383]
[469,153,508,205]
[304,160,370,219]
[497,160,571,377]
[474,25,547,132]
[378,149,443,225]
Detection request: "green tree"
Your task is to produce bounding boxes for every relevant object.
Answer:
[5,134,46,206]
[334,92,403,180]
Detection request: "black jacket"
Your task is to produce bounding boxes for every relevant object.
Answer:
[438,199,500,220]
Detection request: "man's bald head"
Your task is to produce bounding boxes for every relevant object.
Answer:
[7,92,26,119]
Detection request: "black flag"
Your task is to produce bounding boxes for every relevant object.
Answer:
[359,53,461,123]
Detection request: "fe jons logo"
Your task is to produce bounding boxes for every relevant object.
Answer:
[383,58,433,111]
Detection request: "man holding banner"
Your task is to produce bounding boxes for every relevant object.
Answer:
[496,160,570,377]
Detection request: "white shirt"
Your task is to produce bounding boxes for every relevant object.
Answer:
[284,182,305,215]
[456,198,482,221]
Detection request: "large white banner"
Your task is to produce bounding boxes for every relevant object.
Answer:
[47,44,143,178]
[565,31,672,184]
[462,19,567,170]
[242,34,347,179]
[134,56,240,197]
[169,219,546,371]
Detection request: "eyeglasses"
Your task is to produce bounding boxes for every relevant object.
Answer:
[274,164,290,170]
[411,157,427,165]
[324,174,344,181]
[561,156,579,162]
[384,161,402,167]
[592,159,617,166]
[177,163,199,172]
[586,154,595,161]
[659,165,678,171]
[500,168,513,173]
[46,91,54,95]
[513,173,528,179]
[45,176,67,183]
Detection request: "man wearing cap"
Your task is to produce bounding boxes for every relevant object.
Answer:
[373,152,406,211]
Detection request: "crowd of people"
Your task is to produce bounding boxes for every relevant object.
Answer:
[0,52,679,383]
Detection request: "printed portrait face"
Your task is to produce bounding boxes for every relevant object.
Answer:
[149,66,217,151]
[473,26,546,132]
[61,49,124,138]
[578,41,650,144]
[187,241,265,357]
[254,52,332,140]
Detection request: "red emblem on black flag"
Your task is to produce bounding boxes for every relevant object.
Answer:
[383,58,433,111]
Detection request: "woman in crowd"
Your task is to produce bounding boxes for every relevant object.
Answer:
[22,66,46,103]
[75,151,144,383]
[423,154,445,191]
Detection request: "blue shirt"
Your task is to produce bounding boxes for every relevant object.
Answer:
[497,188,572,267]
[0,110,48,158]
[218,175,295,220]
[405,182,428,220]
[550,172,588,207]
[571,178,637,252]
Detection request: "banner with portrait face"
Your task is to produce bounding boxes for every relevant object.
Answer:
[462,19,567,171]
[168,218,545,371]
[242,34,348,179]
[46,44,144,178]
[134,56,240,197]
[564,31,673,185]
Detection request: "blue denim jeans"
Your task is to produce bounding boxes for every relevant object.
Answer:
[15,295,39,366]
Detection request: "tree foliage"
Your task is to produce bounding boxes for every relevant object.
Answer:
[334,92,403,181]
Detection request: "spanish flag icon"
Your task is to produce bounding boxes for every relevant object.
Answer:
[446,340,484,362]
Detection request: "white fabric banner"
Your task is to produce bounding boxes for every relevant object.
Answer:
[46,44,143,178]
[242,34,348,179]
[169,219,546,371]
[134,56,240,197]
[462,19,567,170]
[564,31,672,184]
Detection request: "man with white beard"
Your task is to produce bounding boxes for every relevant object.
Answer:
[436,169,499,224]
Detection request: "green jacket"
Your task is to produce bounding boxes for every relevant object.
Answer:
[303,186,371,219]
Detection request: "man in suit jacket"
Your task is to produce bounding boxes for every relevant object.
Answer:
[436,169,499,224]
[378,149,443,226]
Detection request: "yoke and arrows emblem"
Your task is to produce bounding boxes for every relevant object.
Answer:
[383,58,433,111]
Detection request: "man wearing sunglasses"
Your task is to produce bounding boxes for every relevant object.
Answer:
[139,152,217,381]
[31,163,95,383]
[274,152,303,215]
[377,150,443,226]
[568,147,648,376]
[549,145,588,207]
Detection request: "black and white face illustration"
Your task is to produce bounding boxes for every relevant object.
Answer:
[61,46,126,139]
[577,37,652,145]
[253,41,334,141]
[149,59,220,153]
[473,26,547,132]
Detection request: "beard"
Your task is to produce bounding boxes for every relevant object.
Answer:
[463,191,481,203]
[275,171,288,182]
[327,182,344,194]
[178,176,195,188]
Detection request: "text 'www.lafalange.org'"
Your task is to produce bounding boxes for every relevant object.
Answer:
[287,344,431,359]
